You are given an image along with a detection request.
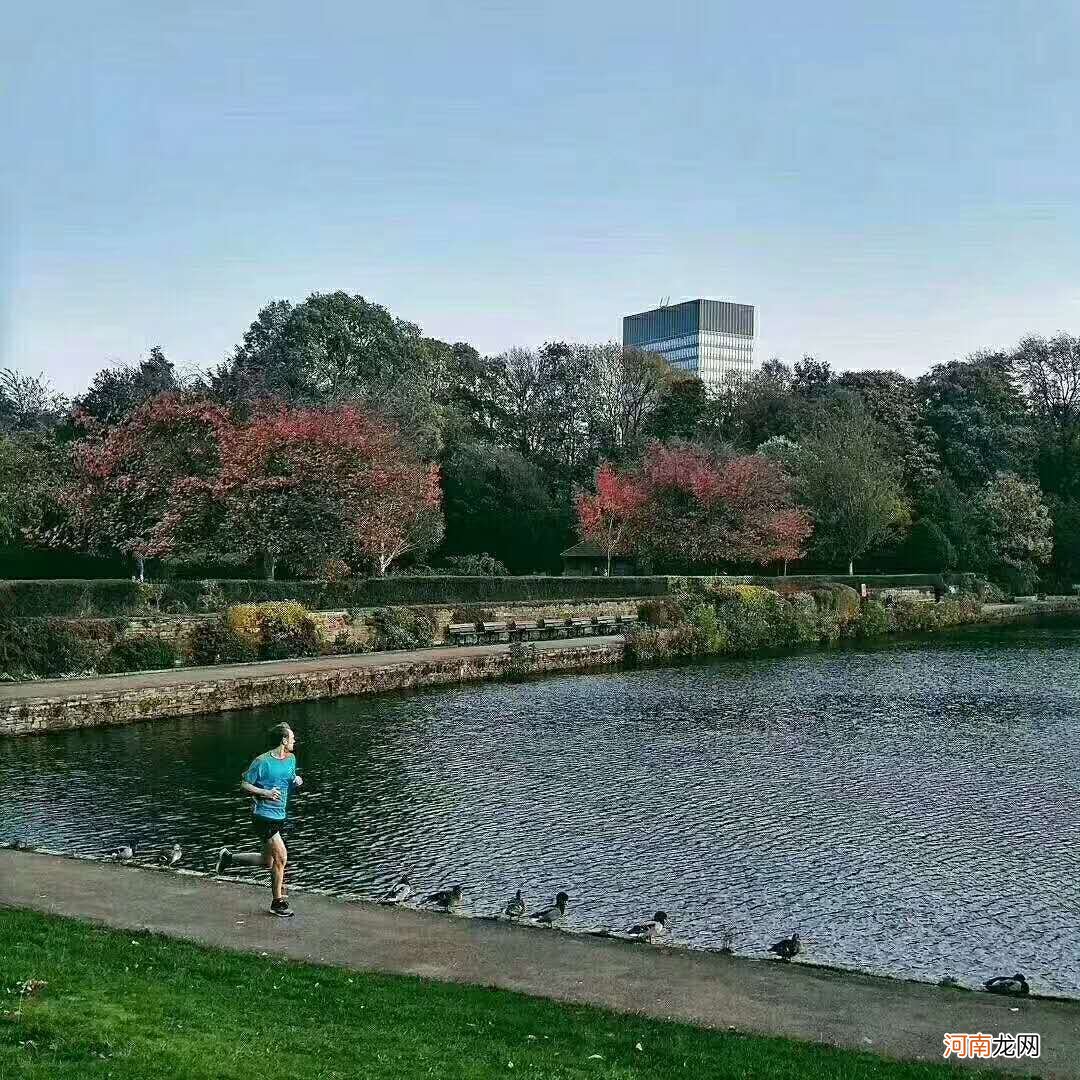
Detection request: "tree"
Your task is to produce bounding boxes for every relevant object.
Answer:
[795,399,909,575]
[0,435,66,546]
[442,445,568,573]
[1011,332,1080,500]
[918,352,1033,490]
[971,472,1053,593]
[216,406,442,579]
[0,370,68,435]
[76,347,178,426]
[575,463,648,575]
[632,443,812,570]
[903,518,956,573]
[58,395,230,580]
[836,369,941,496]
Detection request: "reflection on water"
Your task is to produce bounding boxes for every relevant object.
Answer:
[4,620,1079,996]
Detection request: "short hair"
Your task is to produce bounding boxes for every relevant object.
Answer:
[269,722,292,744]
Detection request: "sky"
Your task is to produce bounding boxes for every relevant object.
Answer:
[3,0,1079,394]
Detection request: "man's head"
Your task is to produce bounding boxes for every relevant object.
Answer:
[269,722,295,752]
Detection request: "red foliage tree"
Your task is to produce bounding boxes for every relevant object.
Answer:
[59,395,230,580]
[575,463,648,575]
[631,442,812,570]
[217,406,443,579]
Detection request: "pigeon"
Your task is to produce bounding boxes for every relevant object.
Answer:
[380,875,411,905]
[529,892,569,925]
[424,884,463,911]
[109,845,134,862]
[984,974,1029,996]
[504,890,527,918]
[718,926,735,955]
[155,843,182,867]
[768,933,802,961]
[625,911,669,942]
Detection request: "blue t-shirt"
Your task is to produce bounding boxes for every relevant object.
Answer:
[244,751,297,821]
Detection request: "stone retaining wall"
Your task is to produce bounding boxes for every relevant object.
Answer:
[0,643,624,737]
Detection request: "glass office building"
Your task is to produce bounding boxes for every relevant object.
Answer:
[622,299,755,386]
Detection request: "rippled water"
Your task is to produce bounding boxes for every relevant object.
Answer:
[4,620,1080,996]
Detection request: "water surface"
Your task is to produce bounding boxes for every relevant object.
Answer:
[4,620,1078,996]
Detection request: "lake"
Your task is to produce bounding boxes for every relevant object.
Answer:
[4,619,1078,996]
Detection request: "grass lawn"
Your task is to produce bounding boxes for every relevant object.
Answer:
[0,908,1009,1080]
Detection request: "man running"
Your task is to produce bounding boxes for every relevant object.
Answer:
[216,722,303,918]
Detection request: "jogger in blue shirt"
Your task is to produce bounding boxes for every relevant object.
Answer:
[216,722,303,917]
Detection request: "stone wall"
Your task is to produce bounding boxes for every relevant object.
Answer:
[0,643,623,737]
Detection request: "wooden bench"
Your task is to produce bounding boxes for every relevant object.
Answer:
[570,617,594,637]
[592,615,617,634]
[509,620,541,642]
[480,621,510,644]
[447,623,479,646]
[539,618,569,639]
[615,614,639,631]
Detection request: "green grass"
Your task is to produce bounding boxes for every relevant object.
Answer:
[0,909,1004,1080]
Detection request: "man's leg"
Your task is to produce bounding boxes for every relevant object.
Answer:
[269,833,287,903]
[217,843,272,872]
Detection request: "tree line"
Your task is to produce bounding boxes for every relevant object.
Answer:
[0,289,1076,590]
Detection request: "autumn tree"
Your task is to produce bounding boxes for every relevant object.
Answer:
[58,395,230,580]
[575,463,648,576]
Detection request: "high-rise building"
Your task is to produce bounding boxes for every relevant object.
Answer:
[622,299,755,386]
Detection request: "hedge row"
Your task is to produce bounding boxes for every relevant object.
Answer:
[0,576,674,618]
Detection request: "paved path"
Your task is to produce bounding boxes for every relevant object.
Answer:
[0,635,624,701]
[3,851,1076,1077]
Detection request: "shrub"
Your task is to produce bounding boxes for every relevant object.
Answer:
[638,597,689,628]
[184,620,257,666]
[0,619,100,680]
[372,607,436,651]
[443,553,511,576]
[222,602,324,661]
[853,600,893,639]
[96,637,179,674]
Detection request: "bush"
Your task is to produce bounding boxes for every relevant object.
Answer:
[96,637,179,674]
[442,553,511,576]
[0,619,100,680]
[221,602,324,662]
[372,607,436,651]
[853,600,892,639]
[184,621,257,666]
[638,597,690,628]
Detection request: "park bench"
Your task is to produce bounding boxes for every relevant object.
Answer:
[615,614,639,631]
[570,617,594,637]
[480,620,510,644]
[539,617,569,639]
[447,623,479,646]
[592,615,617,634]
[509,620,541,642]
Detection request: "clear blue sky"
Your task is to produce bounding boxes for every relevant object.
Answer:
[4,0,1079,393]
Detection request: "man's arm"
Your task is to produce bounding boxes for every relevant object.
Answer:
[241,779,281,802]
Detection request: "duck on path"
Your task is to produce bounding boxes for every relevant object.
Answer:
[984,974,1030,996]
[380,876,411,905]
[155,843,182,868]
[624,911,669,943]
[109,845,134,863]
[529,892,569,926]
[424,884,464,912]
[768,933,802,961]
[504,890,527,918]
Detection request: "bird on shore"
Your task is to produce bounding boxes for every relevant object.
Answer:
[381,875,411,905]
[504,890,527,918]
[768,933,802,961]
[625,911,669,943]
[11,837,32,851]
[529,892,569,926]
[155,843,182,867]
[109,845,134,863]
[718,926,735,955]
[425,884,464,911]
[984,973,1029,996]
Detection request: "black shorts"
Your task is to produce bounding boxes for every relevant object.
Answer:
[251,816,286,843]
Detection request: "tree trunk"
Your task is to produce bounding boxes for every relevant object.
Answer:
[606,550,612,577]
[265,554,277,582]
[848,558,854,576]
[135,555,146,583]
[783,559,788,577]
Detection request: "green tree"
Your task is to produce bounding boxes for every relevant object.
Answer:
[0,370,68,435]
[795,399,909,575]
[918,352,1033,490]
[441,444,569,572]
[903,518,956,572]
[76,348,178,426]
[971,471,1053,594]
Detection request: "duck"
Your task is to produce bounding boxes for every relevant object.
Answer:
[504,890,527,918]
[155,843,182,867]
[984,973,1029,996]
[768,932,802,961]
[529,892,569,925]
[625,911,669,942]
[109,845,134,863]
[424,884,464,911]
[381,875,411,905]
